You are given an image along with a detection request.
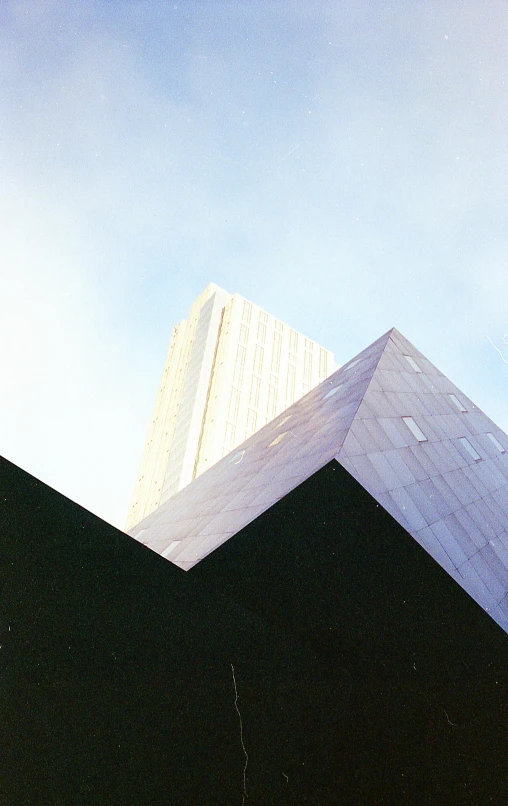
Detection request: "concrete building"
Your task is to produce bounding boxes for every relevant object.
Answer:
[126,283,338,530]
[130,327,508,633]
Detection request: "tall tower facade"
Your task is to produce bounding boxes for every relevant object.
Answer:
[126,283,338,530]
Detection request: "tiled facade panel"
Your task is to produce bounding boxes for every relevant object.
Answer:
[336,329,508,630]
[130,326,508,632]
[130,331,390,566]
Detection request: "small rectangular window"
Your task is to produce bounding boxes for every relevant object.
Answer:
[239,324,249,345]
[228,387,240,422]
[259,310,268,324]
[286,364,296,405]
[402,416,427,442]
[486,432,506,453]
[303,350,313,383]
[267,384,277,419]
[233,344,246,385]
[324,384,342,399]
[253,344,264,375]
[242,300,252,324]
[249,376,261,408]
[161,540,181,559]
[459,437,481,461]
[229,449,246,465]
[304,338,314,351]
[289,330,298,353]
[271,332,282,374]
[404,355,422,372]
[246,408,257,433]
[319,348,328,379]
[448,394,467,412]
[256,321,266,344]
[224,422,236,449]
[274,320,283,332]
[269,432,287,447]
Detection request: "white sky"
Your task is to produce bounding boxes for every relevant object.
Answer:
[1,0,507,528]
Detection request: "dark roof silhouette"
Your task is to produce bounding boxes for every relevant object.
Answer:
[3,450,508,803]
[130,327,508,630]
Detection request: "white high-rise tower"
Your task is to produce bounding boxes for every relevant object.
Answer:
[126,283,338,530]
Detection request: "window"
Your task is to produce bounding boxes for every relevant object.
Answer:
[286,364,296,405]
[289,330,298,353]
[224,422,236,449]
[404,355,422,372]
[233,344,246,385]
[319,348,328,378]
[256,321,267,344]
[267,384,277,419]
[274,320,283,332]
[242,300,252,324]
[486,432,506,453]
[228,387,240,422]
[271,332,282,374]
[249,376,260,408]
[253,344,264,375]
[161,540,181,559]
[233,344,245,386]
[246,408,257,433]
[448,394,467,412]
[239,324,249,345]
[304,338,314,351]
[269,432,287,447]
[402,416,427,442]
[324,384,342,399]
[259,310,268,324]
[459,437,482,461]
[303,350,312,383]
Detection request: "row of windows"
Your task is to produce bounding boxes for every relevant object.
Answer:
[322,380,506,458]
[235,326,327,384]
[401,416,505,458]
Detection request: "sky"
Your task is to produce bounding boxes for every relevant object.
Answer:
[1,0,507,529]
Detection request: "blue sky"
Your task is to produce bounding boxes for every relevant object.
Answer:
[1,0,507,527]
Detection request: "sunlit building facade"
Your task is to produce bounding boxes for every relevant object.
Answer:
[125,283,338,530]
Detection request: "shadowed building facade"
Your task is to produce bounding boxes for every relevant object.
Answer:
[126,284,338,531]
